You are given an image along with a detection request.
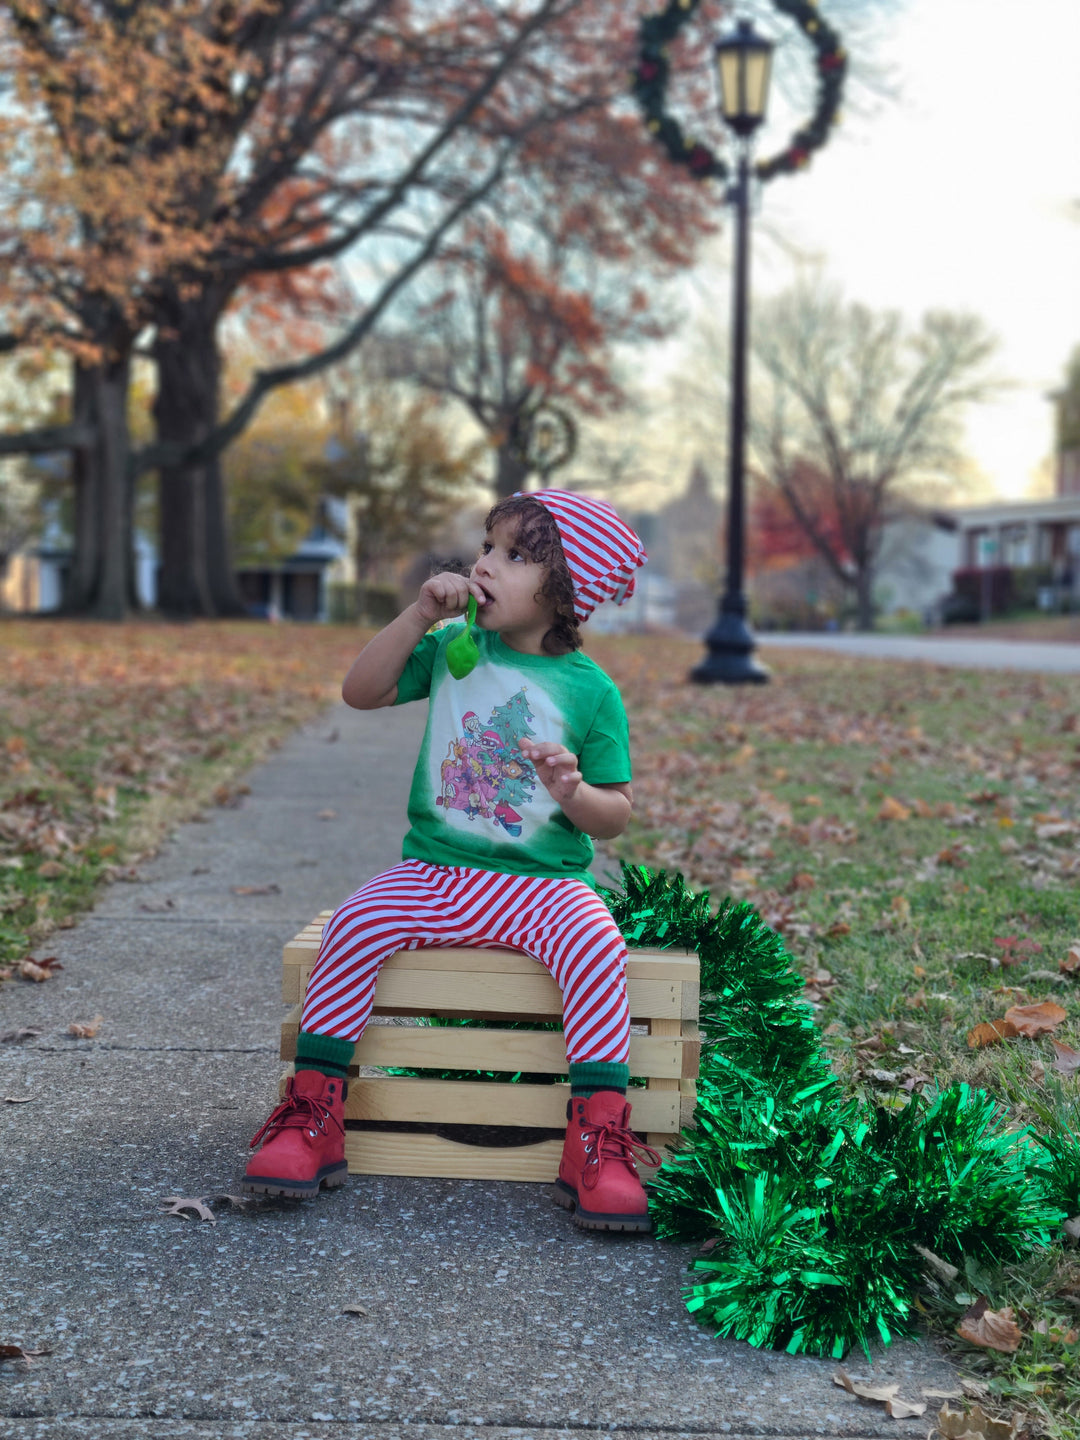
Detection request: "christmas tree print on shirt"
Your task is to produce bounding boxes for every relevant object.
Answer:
[436,687,539,838]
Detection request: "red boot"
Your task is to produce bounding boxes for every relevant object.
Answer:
[242,1070,348,1198]
[553,1090,661,1233]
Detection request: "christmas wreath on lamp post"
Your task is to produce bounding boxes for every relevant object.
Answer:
[632,0,847,188]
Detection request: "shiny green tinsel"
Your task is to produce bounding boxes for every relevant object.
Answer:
[600,863,1066,1359]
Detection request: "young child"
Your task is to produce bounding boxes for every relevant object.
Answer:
[243,489,659,1231]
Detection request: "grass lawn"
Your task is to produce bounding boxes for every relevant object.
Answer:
[590,634,1080,1437]
[2,619,1077,1432]
[0,619,370,971]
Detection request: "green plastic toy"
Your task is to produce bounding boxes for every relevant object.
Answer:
[446,594,479,679]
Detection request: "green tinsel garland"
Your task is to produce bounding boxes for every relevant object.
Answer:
[598,863,1072,1360]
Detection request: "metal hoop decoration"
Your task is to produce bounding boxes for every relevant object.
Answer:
[632,0,847,184]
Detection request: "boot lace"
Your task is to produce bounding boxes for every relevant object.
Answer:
[249,1085,344,1150]
[580,1116,662,1191]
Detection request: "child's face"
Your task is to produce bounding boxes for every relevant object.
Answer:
[470,517,556,654]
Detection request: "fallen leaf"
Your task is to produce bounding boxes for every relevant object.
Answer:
[956,1298,1022,1353]
[833,1367,899,1403]
[138,898,175,913]
[967,1019,1019,1049]
[231,884,281,896]
[36,860,65,879]
[826,921,851,938]
[937,1402,1019,1440]
[885,1397,926,1419]
[1003,1001,1067,1038]
[3,1095,32,1104]
[788,871,816,892]
[67,1014,104,1039]
[1051,1039,1080,1076]
[891,895,911,921]
[877,796,911,822]
[160,1196,216,1223]
[0,1343,52,1363]
[0,1027,42,1043]
[342,1304,369,1316]
[317,809,338,820]
[18,957,63,983]
[1060,945,1080,976]
[914,1244,959,1284]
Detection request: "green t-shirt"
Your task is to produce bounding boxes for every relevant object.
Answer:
[393,626,631,881]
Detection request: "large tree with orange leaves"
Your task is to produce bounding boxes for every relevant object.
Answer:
[0,0,721,617]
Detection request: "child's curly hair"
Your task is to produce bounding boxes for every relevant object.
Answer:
[484,495,581,655]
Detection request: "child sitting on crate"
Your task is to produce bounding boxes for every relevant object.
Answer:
[243,490,659,1232]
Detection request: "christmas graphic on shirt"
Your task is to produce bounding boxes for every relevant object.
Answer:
[431,675,559,846]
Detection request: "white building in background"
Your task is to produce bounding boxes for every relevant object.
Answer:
[951,494,1080,577]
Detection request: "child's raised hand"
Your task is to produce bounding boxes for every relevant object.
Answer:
[521,741,582,805]
[416,572,486,626]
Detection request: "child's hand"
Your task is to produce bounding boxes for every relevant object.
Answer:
[521,742,582,806]
[416,572,486,626]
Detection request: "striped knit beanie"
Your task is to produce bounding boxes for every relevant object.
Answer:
[523,489,648,624]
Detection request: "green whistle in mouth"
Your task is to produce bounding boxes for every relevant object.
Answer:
[446,594,479,679]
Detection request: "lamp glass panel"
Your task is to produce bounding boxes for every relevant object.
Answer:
[717,49,743,122]
[743,50,771,120]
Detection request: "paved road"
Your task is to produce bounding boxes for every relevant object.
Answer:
[757,632,1080,672]
[1,702,958,1440]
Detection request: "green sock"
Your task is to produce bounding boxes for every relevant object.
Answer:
[295,1030,354,1080]
[568,1061,630,1097]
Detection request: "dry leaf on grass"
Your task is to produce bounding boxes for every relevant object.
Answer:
[1051,1039,1080,1076]
[956,1298,1022,1353]
[0,1027,42,1043]
[18,957,62,982]
[832,1367,925,1418]
[967,1019,1018,1048]
[1060,944,1080,976]
[877,796,911,822]
[36,860,65,879]
[1002,1001,1067,1038]
[231,883,281,897]
[67,1015,103,1039]
[937,1402,1020,1440]
[160,1196,216,1223]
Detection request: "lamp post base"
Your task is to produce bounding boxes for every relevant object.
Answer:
[689,603,770,685]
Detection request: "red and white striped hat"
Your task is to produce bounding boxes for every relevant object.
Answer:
[523,489,648,623]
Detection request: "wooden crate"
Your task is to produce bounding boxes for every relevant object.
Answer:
[280,915,700,1182]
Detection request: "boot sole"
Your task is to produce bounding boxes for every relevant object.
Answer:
[241,1162,348,1199]
[551,1178,652,1234]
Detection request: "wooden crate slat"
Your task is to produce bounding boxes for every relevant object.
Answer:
[279,1005,687,1078]
[341,1076,680,1131]
[344,1131,565,1181]
[285,963,688,1021]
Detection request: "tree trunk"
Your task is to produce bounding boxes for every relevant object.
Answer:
[62,354,133,619]
[153,291,244,618]
[494,439,529,498]
[62,362,101,613]
[854,567,875,632]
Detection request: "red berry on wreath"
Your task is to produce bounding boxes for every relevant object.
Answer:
[639,60,660,81]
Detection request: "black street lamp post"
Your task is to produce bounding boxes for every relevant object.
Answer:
[691,19,774,686]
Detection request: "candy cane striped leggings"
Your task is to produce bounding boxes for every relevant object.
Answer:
[299,860,631,1063]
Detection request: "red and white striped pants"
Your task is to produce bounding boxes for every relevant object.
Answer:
[300,860,631,1063]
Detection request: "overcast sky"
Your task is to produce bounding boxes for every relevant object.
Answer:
[632,0,1080,506]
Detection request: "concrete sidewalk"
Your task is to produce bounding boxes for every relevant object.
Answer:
[758,631,1080,672]
[1,702,959,1440]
